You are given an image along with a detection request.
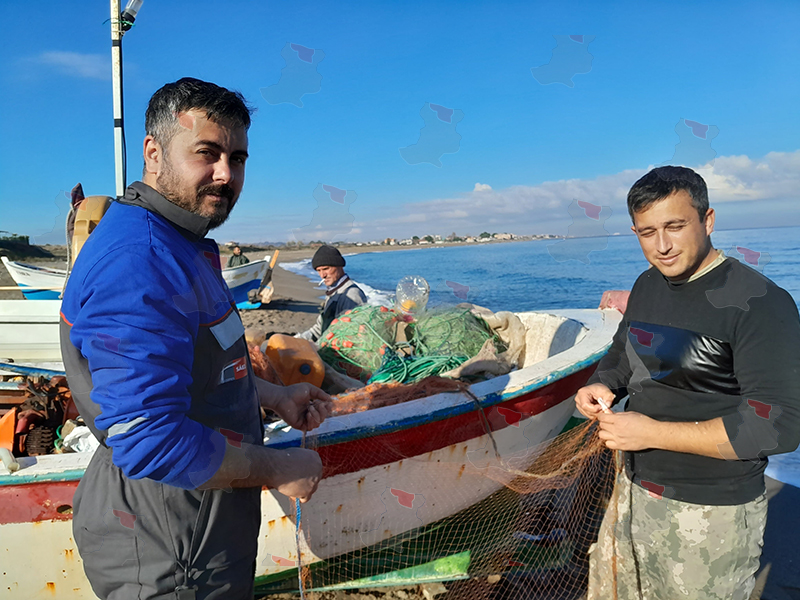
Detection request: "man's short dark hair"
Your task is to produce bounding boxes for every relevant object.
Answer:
[627,166,709,222]
[144,77,254,149]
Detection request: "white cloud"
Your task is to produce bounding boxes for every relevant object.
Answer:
[30,51,110,81]
[358,150,800,240]
[224,150,800,242]
[702,151,800,203]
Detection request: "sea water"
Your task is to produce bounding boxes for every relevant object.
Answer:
[281,226,800,486]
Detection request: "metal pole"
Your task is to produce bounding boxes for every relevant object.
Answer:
[110,0,126,198]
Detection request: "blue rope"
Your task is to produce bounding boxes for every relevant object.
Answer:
[295,497,305,599]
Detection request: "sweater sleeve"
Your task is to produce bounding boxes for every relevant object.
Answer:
[297,314,324,343]
[722,287,800,459]
[587,313,633,397]
[68,246,226,489]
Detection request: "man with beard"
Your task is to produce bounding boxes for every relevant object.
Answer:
[60,78,331,599]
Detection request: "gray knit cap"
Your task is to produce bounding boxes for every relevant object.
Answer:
[311,245,346,269]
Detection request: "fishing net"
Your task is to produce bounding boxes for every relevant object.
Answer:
[412,307,502,358]
[319,306,504,384]
[317,305,400,382]
[255,372,620,600]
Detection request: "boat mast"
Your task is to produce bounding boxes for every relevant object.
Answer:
[110,0,143,199]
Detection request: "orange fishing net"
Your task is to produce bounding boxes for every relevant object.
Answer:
[330,377,467,416]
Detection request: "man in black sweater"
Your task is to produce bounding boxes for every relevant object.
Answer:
[576,166,800,600]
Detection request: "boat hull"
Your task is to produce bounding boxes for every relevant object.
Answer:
[220,258,269,306]
[1,255,269,307]
[0,299,62,361]
[0,309,621,598]
[1,257,64,300]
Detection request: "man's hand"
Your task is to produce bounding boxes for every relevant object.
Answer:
[596,411,659,451]
[272,447,324,503]
[200,443,325,502]
[273,383,332,431]
[257,379,333,431]
[575,383,615,419]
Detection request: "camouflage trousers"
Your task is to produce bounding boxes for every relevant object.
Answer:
[588,460,767,600]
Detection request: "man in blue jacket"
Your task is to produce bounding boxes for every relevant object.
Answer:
[60,78,331,599]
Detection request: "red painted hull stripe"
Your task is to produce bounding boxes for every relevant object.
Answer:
[318,367,590,478]
[0,368,591,525]
[0,480,79,525]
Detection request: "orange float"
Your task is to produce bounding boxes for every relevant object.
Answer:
[264,334,325,387]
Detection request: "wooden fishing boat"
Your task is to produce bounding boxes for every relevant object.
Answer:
[0,308,621,598]
[1,255,271,307]
[0,257,65,300]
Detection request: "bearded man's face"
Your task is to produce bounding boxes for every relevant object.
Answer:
[155,110,248,229]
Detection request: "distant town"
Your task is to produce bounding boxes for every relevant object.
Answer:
[0,229,566,261]
[226,231,564,251]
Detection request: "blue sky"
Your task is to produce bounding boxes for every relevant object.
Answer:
[1,1,799,244]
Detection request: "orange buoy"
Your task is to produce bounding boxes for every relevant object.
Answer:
[264,334,325,387]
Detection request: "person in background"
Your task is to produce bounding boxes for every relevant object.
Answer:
[296,244,367,343]
[575,166,800,600]
[60,77,331,599]
[226,244,249,267]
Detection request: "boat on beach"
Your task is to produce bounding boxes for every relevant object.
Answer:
[0,307,621,598]
[1,254,272,308]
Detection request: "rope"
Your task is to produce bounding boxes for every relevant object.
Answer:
[295,498,305,599]
[367,352,468,384]
[296,429,308,599]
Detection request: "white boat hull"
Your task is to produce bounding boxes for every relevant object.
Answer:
[1,255,270,307]
[0,299,62,361]
[0,309,621,598]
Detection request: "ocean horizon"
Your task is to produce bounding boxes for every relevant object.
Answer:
[282,225,800,312]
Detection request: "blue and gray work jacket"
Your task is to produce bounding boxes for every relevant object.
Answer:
[60,181,263,598]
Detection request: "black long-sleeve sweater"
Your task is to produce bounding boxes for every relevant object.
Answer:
[589,257,800,505]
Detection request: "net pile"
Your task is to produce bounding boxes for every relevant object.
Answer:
[317,306,400,382]
[411,307,502,358]
[319,306,504,384]
[329,377,467,415]
[256,378,618,600]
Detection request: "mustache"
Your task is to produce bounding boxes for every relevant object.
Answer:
[198,184,235,202]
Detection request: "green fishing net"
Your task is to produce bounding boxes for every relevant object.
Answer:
[319,305,504,384]
[317,305,400,382]
[412,307,501,358]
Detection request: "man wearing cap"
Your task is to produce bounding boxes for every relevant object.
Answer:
[297,245,367,343]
